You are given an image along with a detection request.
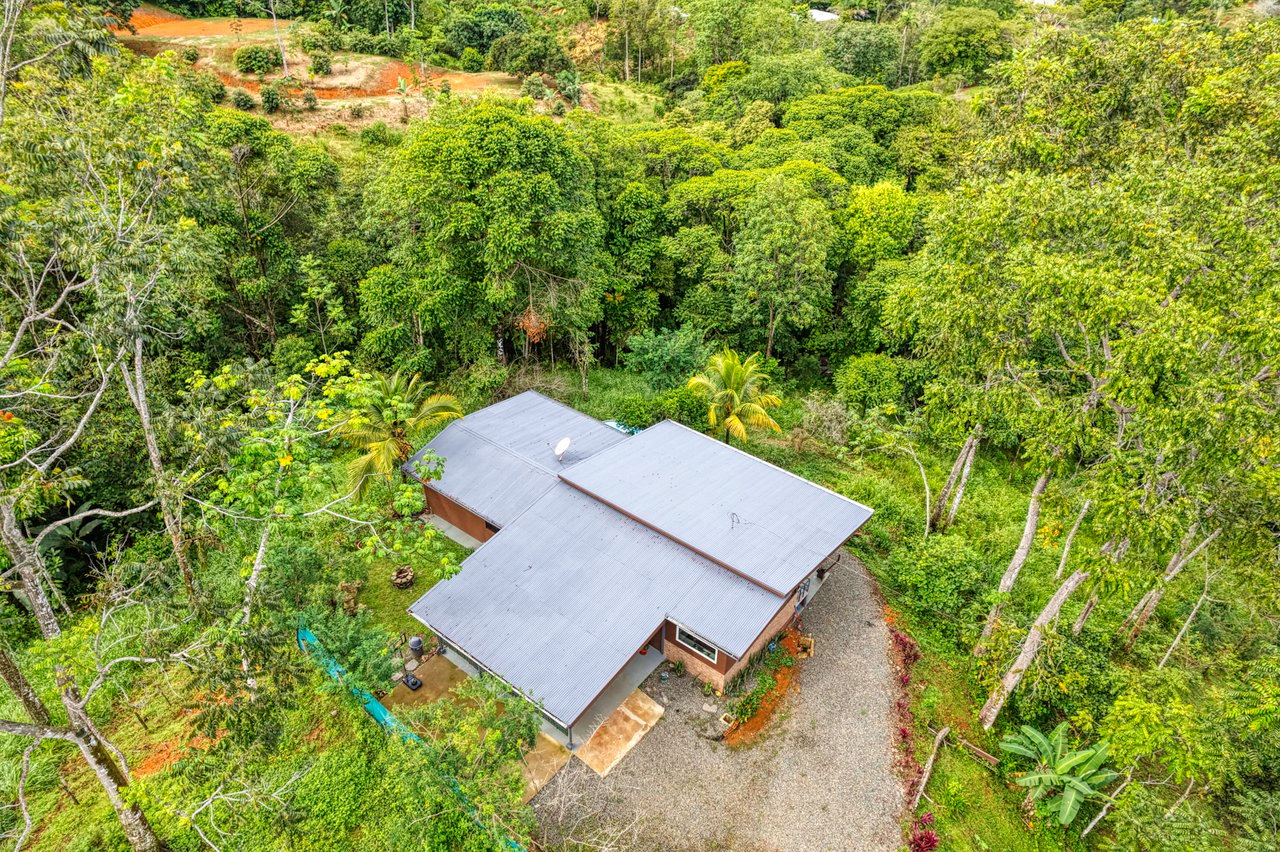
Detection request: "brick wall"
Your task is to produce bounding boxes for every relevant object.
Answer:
[724,592,798,685]
[662,592,798,693]
[663,635,727,690]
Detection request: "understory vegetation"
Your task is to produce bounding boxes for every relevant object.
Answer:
[1,0,1278,850]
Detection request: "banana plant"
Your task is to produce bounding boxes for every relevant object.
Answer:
[1000,722,1120,825]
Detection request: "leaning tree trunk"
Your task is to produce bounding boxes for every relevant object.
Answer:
[0,501,162,851]
[931,427,981,532]
[1120,528,1220,652]
[0,645,51,724]
[1056,499,1091,579]
[1072,593,1098,636]
[120,340,195,601]
[978,569,1089,729]
[976,471,1050,653]
[945,427,981,528]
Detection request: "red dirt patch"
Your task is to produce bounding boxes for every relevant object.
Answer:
[137,17,285,37]
[108,3,184,33]
[134,732,218,778]
[723,629,802,747]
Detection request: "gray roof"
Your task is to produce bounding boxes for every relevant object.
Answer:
[410,483,786,727]
[403,391,627,527]
[560,420,873,595]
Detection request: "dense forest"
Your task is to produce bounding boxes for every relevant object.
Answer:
[1,0,1277,849]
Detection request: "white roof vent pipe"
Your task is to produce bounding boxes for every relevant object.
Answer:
[554,437,572,464]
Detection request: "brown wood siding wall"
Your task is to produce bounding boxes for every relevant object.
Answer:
[424,485,495,543]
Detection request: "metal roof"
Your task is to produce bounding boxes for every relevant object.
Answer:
[410,483,786,727]
[402,391,627,527]
[560,420,874,595]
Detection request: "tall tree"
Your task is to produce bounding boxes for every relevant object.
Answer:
[731,173,835,360]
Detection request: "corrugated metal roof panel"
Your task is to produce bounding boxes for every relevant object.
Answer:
[456,390,628,470]
[560,420,873,595]
[403,391,628,527]
[403,425,556,527]
[409,484,784,726]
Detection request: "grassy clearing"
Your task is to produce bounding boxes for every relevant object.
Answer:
[583,81,662,124]
[357,529,472,639]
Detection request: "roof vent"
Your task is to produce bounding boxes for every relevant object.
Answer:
[554,437,572,463]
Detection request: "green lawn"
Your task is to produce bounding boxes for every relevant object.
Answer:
[357,532,472,639]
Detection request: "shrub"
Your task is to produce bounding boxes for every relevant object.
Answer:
[551,100,565,116]
[460,46,484,72]
[834,353,903,413]
[234,44,282,76]
[359,121,403,147]
[347,102,369,119]
[889,535,987,632]
[181,46,200,64]
[303,88,318,110]
[190,71,225,104]
[520,74,548,99]
[613,394,659,431]
[657,385,704,428]
[260,84,282,114]
[231,88,256,110]
[445,3,528,55]
[623,325,711,390]
[489,31,571,77]
[309,51,332,76]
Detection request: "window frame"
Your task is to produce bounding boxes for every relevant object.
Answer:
[674,624,719,664]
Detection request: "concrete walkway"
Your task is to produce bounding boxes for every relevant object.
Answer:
[532,554,904,851]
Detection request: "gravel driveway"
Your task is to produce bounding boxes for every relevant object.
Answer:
[532,554,904,851]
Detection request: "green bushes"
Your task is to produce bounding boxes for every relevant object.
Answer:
[188,70,225,104]
[231,88,256,110]
[554,69,581,105]
[520,73,549,99]
[623,325,710,390]
[488,31,572,77]
[308,51,332,77]
[834,352,904,412]
[460,47,484,72]
[234,44,282,75]
[888,534,987,636]
[612,386,705,431]
[260,83,282,114]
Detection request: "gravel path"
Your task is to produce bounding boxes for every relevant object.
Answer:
[533,554,904,851]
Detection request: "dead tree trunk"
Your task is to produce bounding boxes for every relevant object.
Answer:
[1158,569,1216,670]
[1120,528,1219,651]
[976,470,1050,652]
[1056,499,1091,579]
[1072,593,1098,636]
[0,502,162,852]
[0,645,51,724]
[945,427,980,528]
[930,428,980,532]
[120,339,195,601]
[979,569,1089,729]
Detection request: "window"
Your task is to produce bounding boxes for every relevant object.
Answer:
[675,626,718,664]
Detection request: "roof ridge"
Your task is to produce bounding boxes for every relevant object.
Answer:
[453,418,557,474]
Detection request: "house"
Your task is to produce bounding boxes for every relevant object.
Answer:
[404,391,873,745]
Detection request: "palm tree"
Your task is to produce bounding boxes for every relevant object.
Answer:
[686,349,782,444]
[336,372,462,501]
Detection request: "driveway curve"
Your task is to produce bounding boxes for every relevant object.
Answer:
[533,553,904,851]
